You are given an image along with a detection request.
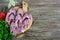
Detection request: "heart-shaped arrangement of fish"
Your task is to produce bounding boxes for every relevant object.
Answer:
[0,1,33,39]
[6,1,33,36]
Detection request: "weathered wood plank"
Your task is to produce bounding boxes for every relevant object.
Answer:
[1,0,60,40]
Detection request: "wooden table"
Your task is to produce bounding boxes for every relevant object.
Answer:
[1,0,60,40]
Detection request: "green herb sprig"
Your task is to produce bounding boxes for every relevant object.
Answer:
[0,19,12,40]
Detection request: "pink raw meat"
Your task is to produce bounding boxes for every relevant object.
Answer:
[6,8,31,36]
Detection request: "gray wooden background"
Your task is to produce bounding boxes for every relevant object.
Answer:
[1,0,60,40]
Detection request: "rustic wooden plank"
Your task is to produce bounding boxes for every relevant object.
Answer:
[1,0,60,40]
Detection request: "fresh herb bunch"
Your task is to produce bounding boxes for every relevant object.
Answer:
[0,19,12,40]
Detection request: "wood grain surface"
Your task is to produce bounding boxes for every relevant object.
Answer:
[1,0,60,40]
